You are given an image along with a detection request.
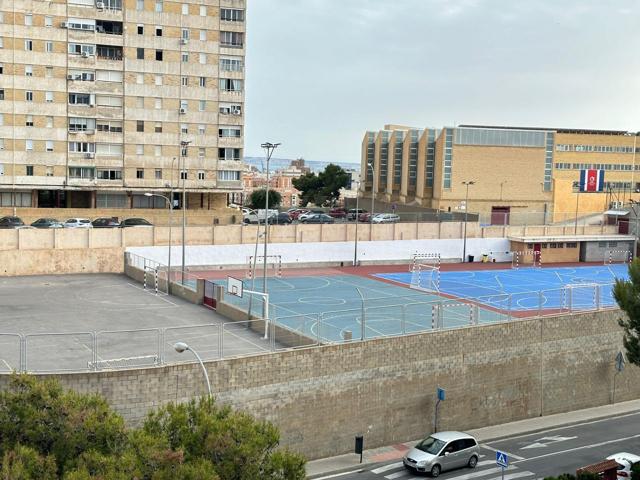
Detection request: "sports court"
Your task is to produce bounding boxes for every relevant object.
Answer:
[209,260,627,343]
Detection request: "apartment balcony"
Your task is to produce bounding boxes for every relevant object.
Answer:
[68,104,96,117]
[67,130,96,142]
[94,131,123,144]
[216,179,242,190]
[219,90,244,103]
[217,159,243,170]
[68,54,97,69]
[217,136,243,148]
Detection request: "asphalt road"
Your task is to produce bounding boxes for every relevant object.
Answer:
[332,411,640,480]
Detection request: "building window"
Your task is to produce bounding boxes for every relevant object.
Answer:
[154,122,162,133]
[155,75,162,85]
[218,170,240,181]
[25,39,33,51]
[137,24,143,35]
[218,127,241,138]
[199,30,206,41]
[46,116,53,128]
[199,77,206,87]
[136,120,144,132]
[198,124,205,135]
[46,66,53,77]
[181,124,188,134]
[136,73,143,84]
[198,148,205,158]
[219,78,243,92]
[180,170,187,180]
[200,5,206,16]
[26,91,33,102]
[155,0,163,12]
[154,145,162,156]
[136,169,144,179]
[181,52,189,63]
[0,89,3,100]
[46,141,53,152]
[25,115,33,127]
[45,91,54,102]
[199,53,206,64]
[181,76,188,86]
[136,144,143,155]
[46,41,53,53]
[220,31,243,47]
[136,0,144,11]
[155,169,162,179]
[25,140,33,151]
[136,48,144,59]
[25,14,33,26]
[221,8,245,22]
[180,100,188,111]
[182,3,189,14]
[154,98,162,109]
[25,65,33,76]
[182,28,189,40]
[45,16,53,27]
[155,49,163,61]
[199,100,206,111]
[26,165,34,176]
[220,57,243,72]
[46,166,53,176]
[155,26,162,36]
[198,171,205,180]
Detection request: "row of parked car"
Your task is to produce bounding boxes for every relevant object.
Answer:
[0,216,153,229]
[242,208,401,225]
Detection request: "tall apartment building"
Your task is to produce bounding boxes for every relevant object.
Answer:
[362,124,640,224]
[0,0,245,210]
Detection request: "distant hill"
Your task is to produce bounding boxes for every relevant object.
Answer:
[243,157,359,173]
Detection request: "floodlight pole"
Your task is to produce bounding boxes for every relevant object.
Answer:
[574,183,582,235]
[180,140,192,285]
[260,142,280,312]
[353,178,360,266]
[462,181,475,262]
[144,192,172,293]
[367,162,375,225]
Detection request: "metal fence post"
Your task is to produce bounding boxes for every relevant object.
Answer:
[507,294,512,321]
[159,328,165,365]
[220,323,225,358]
[270,319,275,351]
[538,290,544,318]
[20,334,26,373]
[218,324,223,359]
[595,285,601,311]
[361,307,366,341]
[401,305,406,334]
[568,287,573,312]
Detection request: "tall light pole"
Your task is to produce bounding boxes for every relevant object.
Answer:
[260,142,280,302]
[174,342,212,398]
[462,181,475,262]
[367,162,375,224]
[180,140,191,284]
[144,192,172,290]
[353,178,360,266]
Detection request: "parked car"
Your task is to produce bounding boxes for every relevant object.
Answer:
[403,431,479,477]
[300,213,335,224]
[328,208,347,219]
[606,453,640,480]
[372,213,401,224]
[289,209,309,221]
[63,218,93,228]
[358,212,373,222]
[298,209,325,222]
[31,218,64,229]
[92,217,121,228]
[347,209,367,220]
[0,216,25,229]
[271,212,292,225]
[121,218,153,227]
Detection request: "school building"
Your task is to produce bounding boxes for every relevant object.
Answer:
[360,125,640,224]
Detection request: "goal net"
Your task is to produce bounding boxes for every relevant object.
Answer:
[561,283,600,311]
[410,255,441,292]
[246,255,283,279]
[604,250,632,265]
[512,250,541,269]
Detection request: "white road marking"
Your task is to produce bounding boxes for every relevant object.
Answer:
[372,461,403,474]
[485,472,533,480]
[478,459,497,466]
[312,469,364,480]
[482,444,525,461]
[513,433,640,464]
[384,470,410,479]
[428,466,517,480]
[520,435,578,450]
[126,282,178,306]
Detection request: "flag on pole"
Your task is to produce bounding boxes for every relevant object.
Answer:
[579,169,604,192]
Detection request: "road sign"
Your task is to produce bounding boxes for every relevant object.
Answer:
[437,387,445,401]
[496,451,509,468]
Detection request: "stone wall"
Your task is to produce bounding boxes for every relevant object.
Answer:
[5,310,636,460]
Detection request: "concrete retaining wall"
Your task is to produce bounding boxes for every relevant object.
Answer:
[5,310,636,460]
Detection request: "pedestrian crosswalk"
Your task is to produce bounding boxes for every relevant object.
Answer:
[370,459,536,480]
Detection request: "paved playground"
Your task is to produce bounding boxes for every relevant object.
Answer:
[0,274,273,373]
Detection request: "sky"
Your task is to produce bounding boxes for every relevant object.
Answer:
[244,0,640,164]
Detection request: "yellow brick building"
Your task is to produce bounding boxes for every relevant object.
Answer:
[361,125,640,224]
[0,0,245,210]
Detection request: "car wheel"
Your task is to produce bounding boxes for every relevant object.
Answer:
[468,456,478,468]
[430,464,441,477]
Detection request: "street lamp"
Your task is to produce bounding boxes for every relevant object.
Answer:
[174,342,212,398]
[144,192,172,290]
[260,142,280,302]
[353,178,360,266]
[462,181,475,263]
[367,162,375,224]
[180,140,192,284]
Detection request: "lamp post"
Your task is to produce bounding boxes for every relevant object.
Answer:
[353,178,360,266]
[462,181,475,262]
[260,142,280,301]
[367,162,375,224]
[144,193,172,290]
[174,342,211,398]
[180,140,191,284]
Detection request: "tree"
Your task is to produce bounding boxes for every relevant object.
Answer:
[612,258,640,366]
[292,164,350,207]
[249,189,282,209]
[0,375,306,480]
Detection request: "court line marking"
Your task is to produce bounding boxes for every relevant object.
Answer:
[126,282,179,306]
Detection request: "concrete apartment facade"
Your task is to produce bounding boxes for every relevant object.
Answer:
[361,125,640,224]
[0,0,245,211]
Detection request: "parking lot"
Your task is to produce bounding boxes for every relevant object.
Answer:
[0,273,273,372]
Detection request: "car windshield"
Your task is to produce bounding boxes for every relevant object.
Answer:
[415,437,445,455]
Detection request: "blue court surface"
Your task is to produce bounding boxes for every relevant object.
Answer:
[375,264,627,312]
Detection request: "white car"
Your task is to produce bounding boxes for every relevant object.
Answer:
[64,218,93,228]
[372,213,401,224]
[607,452,640,480]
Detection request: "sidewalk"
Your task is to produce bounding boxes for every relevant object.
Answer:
[306,398,640,479]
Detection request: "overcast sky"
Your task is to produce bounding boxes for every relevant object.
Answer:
[244,0,640,164]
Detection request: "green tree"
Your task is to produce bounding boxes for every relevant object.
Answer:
[612,258,640,365]
[249,189,282,209]
[292,164,350,207]
[1,446,57,480]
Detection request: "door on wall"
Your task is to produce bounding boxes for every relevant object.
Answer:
[534,243,542,264]
[618,219,629,234]
[491,206,510,225]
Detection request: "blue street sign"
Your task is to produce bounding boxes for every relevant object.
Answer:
[496,451,509,468]
[437,387,445,401]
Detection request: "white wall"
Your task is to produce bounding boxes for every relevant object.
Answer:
[127,238,511,267]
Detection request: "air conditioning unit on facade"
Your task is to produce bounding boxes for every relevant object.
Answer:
[67,74,74,80]
[610,201,624,209]
[81,52,90,58]
[96,2,105,9]
[180,38,188,45]
[60,22,67,28]
[232,107,242,115]
[85,153,95,159]
[179,108,186,114]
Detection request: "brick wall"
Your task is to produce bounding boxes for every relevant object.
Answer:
[2,310,636,460]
